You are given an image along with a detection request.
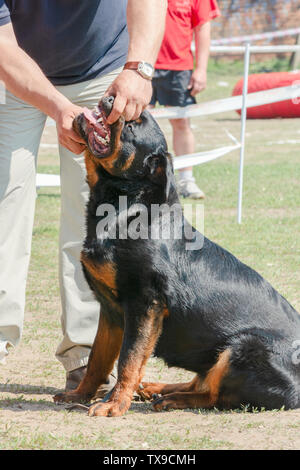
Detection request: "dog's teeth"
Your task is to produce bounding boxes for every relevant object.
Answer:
[97,117,103,123]
[93,131,107,145]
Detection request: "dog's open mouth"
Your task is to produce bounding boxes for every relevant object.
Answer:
[81,104,111,156]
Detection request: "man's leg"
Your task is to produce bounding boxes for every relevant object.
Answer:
[0,92,46,363]
[169,117,205,200]
[55,69,121,391]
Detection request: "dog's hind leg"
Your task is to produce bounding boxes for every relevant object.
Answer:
[152,348,231,411]
[138,375,204,401]
[222,335,300,410]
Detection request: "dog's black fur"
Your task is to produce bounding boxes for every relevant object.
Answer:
[54,96,300,416]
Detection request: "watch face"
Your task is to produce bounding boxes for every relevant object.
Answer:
[138,62,154,78]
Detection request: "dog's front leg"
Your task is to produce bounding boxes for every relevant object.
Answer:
[88,301,165,417]
[54,309,123,404]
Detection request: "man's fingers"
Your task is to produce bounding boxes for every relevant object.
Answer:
[63,127,85,145]
[106,94,127,124]
[104,70,153,123]
[69,128,86,145]
[187,79,193,90]
[103,88,112,99]
[60,137,85,154]
[67,142,85,155]
[131,104,143,121]
[58,128,86,153]
[190,82,206,96]
[123,102,138,122]
[54,102,87,154]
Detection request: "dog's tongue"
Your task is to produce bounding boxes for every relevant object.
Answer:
[83,107,98,125]
[82,107,108,138]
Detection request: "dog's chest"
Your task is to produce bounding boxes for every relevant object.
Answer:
[81,249,118,300]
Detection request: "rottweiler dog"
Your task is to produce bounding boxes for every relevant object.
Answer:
[54,96,300,417]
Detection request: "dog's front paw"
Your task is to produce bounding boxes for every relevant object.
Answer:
[53,391,92,404]
[88,397,131,417]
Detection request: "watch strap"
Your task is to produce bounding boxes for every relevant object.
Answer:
[123,61,140,71]
[123,61,153,80]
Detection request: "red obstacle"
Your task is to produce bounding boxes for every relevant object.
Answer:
[233,71,300,118]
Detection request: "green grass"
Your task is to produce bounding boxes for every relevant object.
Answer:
[207,56,291,76]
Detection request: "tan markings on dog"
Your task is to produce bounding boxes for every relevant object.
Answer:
[155,165,164,175]
[201,348,231,406]
[81,253,117,292]
[88,346,143,416]
[152,353,231,411]
[166,153,173,163]
[78,313,123,398]
[139,374,203,399]
[136,304,168,387]
[152,300,169,317]
[54,312,123,405]
[121,152,135,171]
[84,150,99,188]
[162,305,170,318]
[102,302,166,413]
[100,119,124,172]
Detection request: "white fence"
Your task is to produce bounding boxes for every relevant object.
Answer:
[210,27,300,45]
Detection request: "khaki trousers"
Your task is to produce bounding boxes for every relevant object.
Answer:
[0,68,121,370]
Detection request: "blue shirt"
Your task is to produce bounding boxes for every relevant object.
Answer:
[0,0,129,85]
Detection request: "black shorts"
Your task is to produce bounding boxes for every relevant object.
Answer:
[150,69,196,107]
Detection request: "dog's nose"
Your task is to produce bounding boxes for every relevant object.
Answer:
[100,96,115,116]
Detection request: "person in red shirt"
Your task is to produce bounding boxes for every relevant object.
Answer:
[150,0,220,199]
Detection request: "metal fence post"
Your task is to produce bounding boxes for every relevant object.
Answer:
[237,42,251,224]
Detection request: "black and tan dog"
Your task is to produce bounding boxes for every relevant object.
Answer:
[54,96,300,416]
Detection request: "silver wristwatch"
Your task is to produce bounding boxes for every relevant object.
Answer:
[123,61,154,80]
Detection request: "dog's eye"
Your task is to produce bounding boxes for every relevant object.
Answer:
[127,123,134,133]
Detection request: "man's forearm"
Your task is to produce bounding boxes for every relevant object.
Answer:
[194,21,211,72]
[0,24,70,120]
[104,0,167,123]
[126,0,167,65]
[0,23,85,153]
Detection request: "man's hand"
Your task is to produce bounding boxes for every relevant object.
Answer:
[54,103,86,154]
[188,69,207,97]
[104,69,153,123]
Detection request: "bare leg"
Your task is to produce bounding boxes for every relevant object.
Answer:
[170,118,204,199]
[170,117,194,175]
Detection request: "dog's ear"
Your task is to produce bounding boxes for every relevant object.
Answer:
[145,153,174,200]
